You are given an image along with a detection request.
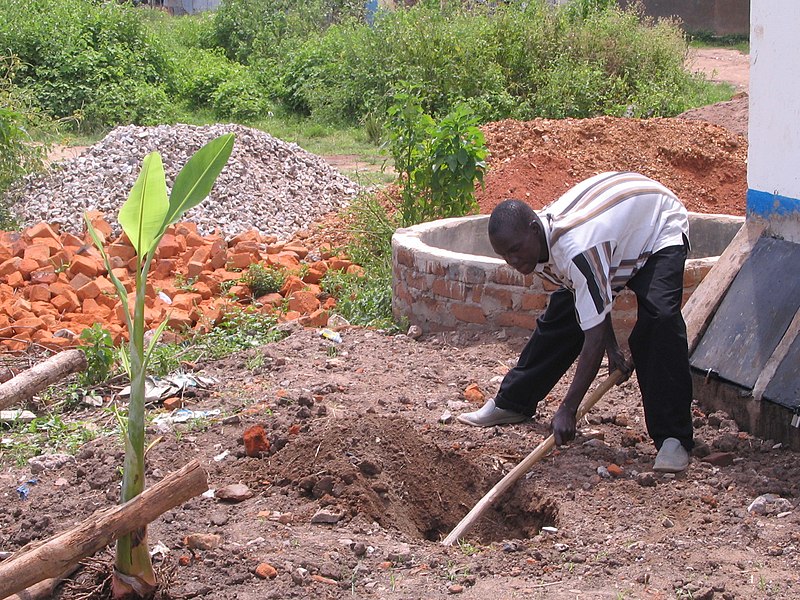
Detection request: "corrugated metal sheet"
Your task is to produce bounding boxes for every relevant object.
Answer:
[163,0,221,16]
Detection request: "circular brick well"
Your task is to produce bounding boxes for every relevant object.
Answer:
[391,213,744,336]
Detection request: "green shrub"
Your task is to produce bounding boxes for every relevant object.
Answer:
[243,263,287,297]
[387,90,486,226]
[214,0,365,64]
[177,48,244,109]
[0,0,174,128]
[81,81,177,130]
[212,71,270,121]
[78,323,116,386]
[0,55,47,228]
[268,1,719,125]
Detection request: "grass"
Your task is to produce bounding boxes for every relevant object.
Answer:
[0,412,99,466]
[688,33,749,54]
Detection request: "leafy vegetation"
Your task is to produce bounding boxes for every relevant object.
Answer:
[0,55,48,228]
[387,89,486,226]
[243,263,287,297]
[84,134,234,595]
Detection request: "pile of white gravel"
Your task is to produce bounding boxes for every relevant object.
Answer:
[11,123,361,240]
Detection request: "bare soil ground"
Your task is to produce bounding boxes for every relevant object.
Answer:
[4,49,795,600]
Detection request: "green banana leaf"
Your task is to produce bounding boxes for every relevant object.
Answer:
[163,133,235,228]
[119,152,169,257]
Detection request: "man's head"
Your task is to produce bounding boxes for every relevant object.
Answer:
[488,199,548,274]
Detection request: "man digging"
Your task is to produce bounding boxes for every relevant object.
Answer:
[458,171,693,473]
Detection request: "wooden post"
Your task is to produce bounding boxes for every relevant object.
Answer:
[0,349,87,412]
[442,370,624,546]
[0,460,208,600]
[682,220,766,354]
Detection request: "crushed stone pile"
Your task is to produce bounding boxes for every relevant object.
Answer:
[11,124,361,240]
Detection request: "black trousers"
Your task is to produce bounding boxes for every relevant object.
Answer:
[494,243,694,451]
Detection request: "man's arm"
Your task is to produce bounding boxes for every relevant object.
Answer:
[550,319,608,446]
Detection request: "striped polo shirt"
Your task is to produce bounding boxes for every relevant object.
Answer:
[534,171,689,330]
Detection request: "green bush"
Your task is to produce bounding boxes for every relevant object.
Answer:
[0,0,174,128]
[269,1,716,125]
[178,48,244,109]
[387,90,486,226]
[0,55,46,228]
[243,263,287,297]
[212,71,270,121]
[215,0,365,64]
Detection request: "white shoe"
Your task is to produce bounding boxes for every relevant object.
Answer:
[457,398,527,427]
[653,438,690,473]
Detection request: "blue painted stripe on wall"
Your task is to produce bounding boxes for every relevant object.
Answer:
[747,189,800,217]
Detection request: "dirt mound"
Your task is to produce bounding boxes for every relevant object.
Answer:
[262,413,556,542]
[477,115,747,216]
[678,92,750,138]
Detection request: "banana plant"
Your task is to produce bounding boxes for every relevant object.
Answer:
[85,133,234,599]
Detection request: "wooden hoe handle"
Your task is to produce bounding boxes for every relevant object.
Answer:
[441,369,625,546]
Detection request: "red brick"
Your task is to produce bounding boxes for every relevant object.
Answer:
[69,254,101,278]
[451,303,487,324]
[327,258,352,272]
[265,252,300,271]
[107,243,137,262]
[25,285,51,303]
[81,297,112,320]
[279,310,302,323]
[174,222,198,237]
[167,309,194,330]
[157,234,184,259]
[38,335,75,350]
[30,269,57,285]
[243,425,270,457]
[0,256,22,277]
[84,210,113,239]
[256,293,283,308]
[23,244,52,265]
[18,258,39,278]
[25,222,61,242]
[229,229,261,246]
[346,264,365,277]
[287,291,320,314]
[9,298,32,320]
[322,297,336,310]
[521,292,548,311]
[227,252,254,271]
[184,231,206,247]
[30,301,57,318]
[299,308,329,327]
[496,312,538,330]
[172,293,202,312]
[60,232,85,248]
[283,243,309,259]
[432,279,467,301]
[482,286,514,309]
[280,275,305,297]
[68,272,93,291]
[6,271,24,288]
[12,316,46,336]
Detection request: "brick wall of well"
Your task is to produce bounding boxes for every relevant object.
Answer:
[392,241,716,338]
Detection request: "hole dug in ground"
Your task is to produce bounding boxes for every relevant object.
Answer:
[264,414,557,543]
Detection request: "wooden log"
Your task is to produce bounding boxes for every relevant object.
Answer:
[0,460,208,600]
[442,370,625,546]
[0,349,87,412]
[4,565,78,600]
[682,220,766,355]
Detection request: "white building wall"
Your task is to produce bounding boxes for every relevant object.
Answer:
[747,0,800,240]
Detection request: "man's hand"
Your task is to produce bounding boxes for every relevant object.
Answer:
[551,405,577,446]
[602,314,632,383]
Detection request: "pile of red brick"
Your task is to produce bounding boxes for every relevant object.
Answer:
[0,212,361,354]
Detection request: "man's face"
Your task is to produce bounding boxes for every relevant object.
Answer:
[490,221,543,275]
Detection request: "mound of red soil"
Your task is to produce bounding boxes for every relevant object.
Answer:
[476,115,747,216]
